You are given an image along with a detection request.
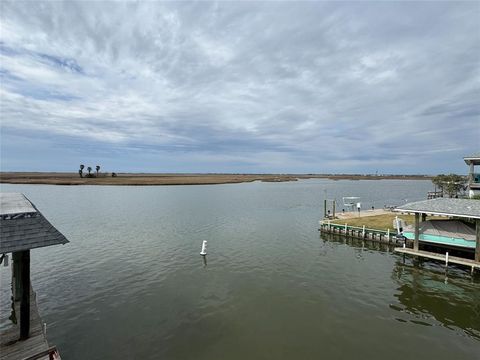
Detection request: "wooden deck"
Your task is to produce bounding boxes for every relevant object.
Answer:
[0,288,59,360]
[394,247,480,271]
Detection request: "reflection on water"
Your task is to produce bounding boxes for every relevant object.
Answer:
[0,180,479,360]
[323,232,480,341]
[391,259,480,340]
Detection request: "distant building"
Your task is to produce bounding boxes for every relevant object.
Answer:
[464,153,480,198]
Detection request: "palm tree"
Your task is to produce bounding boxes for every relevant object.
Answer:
[79,164,85,178]
[96,165,100,177]
[87,166,92,177]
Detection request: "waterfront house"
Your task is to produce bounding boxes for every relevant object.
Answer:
[464,153,480,198]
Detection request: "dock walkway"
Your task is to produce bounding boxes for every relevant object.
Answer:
[0,287,59,360]
[394,247,480,272]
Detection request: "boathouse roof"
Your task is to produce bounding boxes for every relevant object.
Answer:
[0,193,69,253]
[394,198,480,219]
[464,153,480,165]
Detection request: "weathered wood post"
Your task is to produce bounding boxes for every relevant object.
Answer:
[324,199,327,218]
[19,249,30,340]
[362,225,365,238]
[12,252,22,301]
[414,213,420,251]
[333,201,336,219]
[475,219,480,263]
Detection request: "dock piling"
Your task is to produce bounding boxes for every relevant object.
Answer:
[414,213,420,251]
[20,250,31,340]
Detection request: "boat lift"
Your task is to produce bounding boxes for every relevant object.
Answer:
[342,197,361,212]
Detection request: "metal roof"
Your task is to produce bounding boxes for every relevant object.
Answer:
[0,193,37,216]
[394,198,480,219]
[464,152,480,165]
[0,193,69,253]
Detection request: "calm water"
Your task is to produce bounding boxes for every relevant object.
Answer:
[1,179,479,359]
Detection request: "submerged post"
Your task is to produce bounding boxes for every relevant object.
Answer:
[19,250,30,340]
[414,213,420,251]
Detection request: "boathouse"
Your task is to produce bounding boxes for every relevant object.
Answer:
[393,198,480,271]
[0,193,68,360]
[464,153,480,198]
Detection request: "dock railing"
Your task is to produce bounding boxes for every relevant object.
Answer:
[319,220,402,245]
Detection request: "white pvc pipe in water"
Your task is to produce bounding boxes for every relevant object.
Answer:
[200,240,207,255]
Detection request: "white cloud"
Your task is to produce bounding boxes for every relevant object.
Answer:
[0,1,478,173]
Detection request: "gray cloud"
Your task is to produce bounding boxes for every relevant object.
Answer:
[0,1,478,173]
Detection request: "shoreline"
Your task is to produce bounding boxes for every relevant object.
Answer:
[0,172,433,186]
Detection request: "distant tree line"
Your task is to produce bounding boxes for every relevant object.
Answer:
[431,174,466,198]
[78,164,116,178]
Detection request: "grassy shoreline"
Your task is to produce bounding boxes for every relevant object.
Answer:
[0,172,432,186]
[338,214,417,231]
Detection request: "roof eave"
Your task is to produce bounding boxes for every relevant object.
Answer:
[464,157,480,165]
[394,207,480,219]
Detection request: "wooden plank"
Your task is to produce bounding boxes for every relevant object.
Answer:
[0,287,52,360]
[23,346,60,360]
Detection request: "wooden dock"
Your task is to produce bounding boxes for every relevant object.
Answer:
[0,287,60,360]
[319,220,479,274]
[0,193,67,359]
[318,220,404,245]
[394,247,480,273]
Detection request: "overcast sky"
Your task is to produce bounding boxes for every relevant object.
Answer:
[0,1,478,174]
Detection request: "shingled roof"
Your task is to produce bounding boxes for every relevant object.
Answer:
[0,193,69,253]
[394,198,480,219]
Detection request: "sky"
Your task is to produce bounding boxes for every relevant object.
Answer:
[0,1,479,174]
